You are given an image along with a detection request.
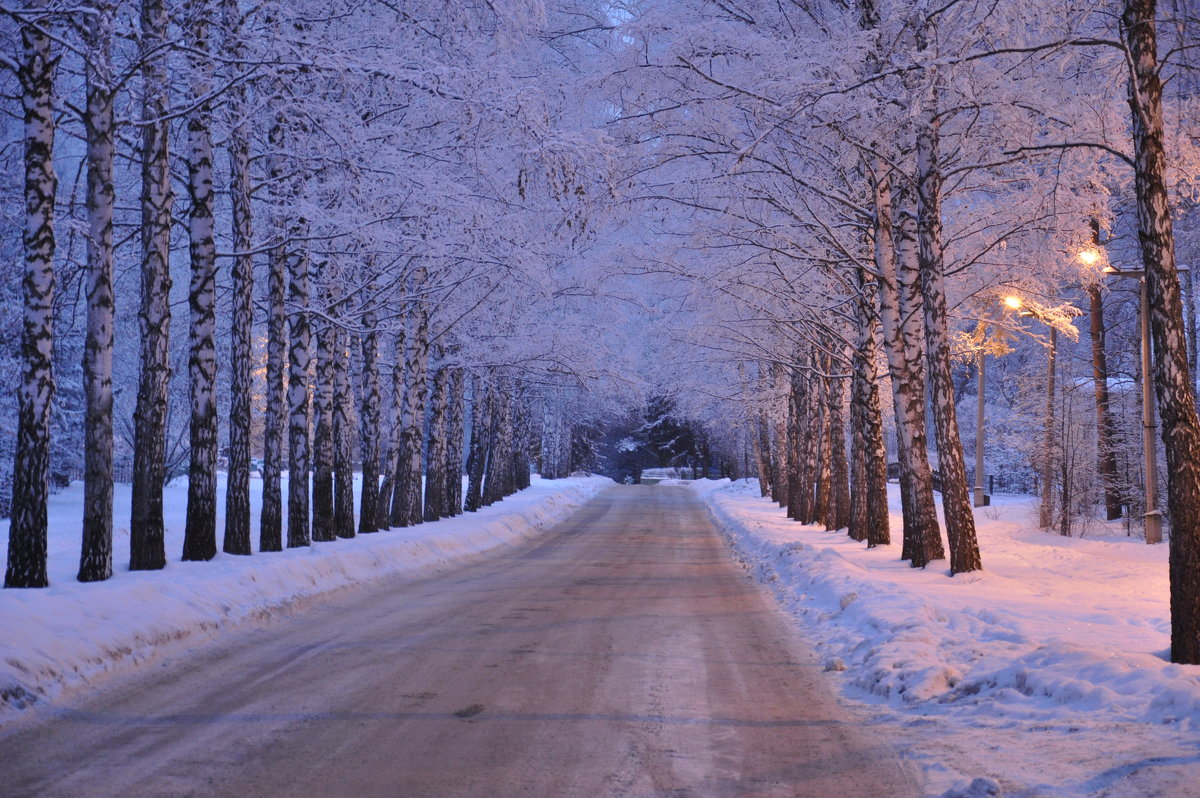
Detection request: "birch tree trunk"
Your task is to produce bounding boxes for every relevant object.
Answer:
[484,380,513,506]
[311,307,335,543]
[286,239,311,548]
[6,3,57,588]
[1123,0,1200,664]
[357,303,381,533]
[465,376,490,512]
[915,63,981,575]
[259,114,288,553]
[332,322,356,539]
[854,269,892,547]
[445,368,466,516]
[182,0,219,562]
[424,359,450,521]
[78,1,116,582]
[130,0,172,572]
[375,332,405,531]
[261,236,287,551]
[393,286,430,527]
[826,356,852,532]
[754,414,772,498]
[513,390,532,491]
[221,0,253,556]
[876,170,944,567]
[772,365,789,507]
[786,367,805,521]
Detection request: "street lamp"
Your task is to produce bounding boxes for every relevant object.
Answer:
[1103,265,1163,544]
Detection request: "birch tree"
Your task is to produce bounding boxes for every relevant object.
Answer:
[129,0,173,571]
[1121,0,1200,664]
[5,1,57,588]
[182,0,219,562]
[221,0,254,556]
[77,0,116,582]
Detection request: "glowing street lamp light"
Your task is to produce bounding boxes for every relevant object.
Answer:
[1077,247,1103,267]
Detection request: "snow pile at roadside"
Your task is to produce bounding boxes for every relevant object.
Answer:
[692,478,1200,795]
[0,474,611,718]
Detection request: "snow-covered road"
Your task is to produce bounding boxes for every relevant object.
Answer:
[2,485,918,797]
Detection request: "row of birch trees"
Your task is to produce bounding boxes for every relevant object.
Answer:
[608,0,1200,664]
[1,1,616,587]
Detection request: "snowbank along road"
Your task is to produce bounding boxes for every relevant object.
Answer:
[2,485,919,797]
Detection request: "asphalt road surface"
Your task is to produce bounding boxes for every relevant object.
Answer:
[2,485,920,797]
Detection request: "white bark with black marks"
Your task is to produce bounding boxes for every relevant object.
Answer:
[375,331,405,531]
[221,0,253,557]
[286,238,311,548]
[311,303,336,543]
[423,357,450,521]
[914,53,980,575]
[182,0,219,562]
[1123,0,1200,664]
[6,1,57,589]
[130,0,172,572]
[78,1,116,583]
[445,368,466,514]
[357,303,381,533]
[876,171,944,567]
[393,278,430,527]
[332,322,356,539]
[465,376,490,512]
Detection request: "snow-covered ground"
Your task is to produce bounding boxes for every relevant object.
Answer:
[0,473,611,722]
[691,478,1200,798]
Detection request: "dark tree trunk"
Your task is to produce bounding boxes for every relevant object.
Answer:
[311,312,336,542]
[286,242,311,548]
[813,368,831,526]
[513,390,532,491]
[78,2,116,582]
[260,236,287,552]
[424,361,450,521]
[129,0,172,572]
[445,368,466,516]
[332,322,356,539]
[771,364,789,507]
[1124,0,1200,664]
[755,413,773,498]
[182,0,219,563]
[826,354,852,532]
[357,305,381,533]
[465,376,490,512]
[6,2,57,588]
[375,332,405,531]
[484,380,513,506]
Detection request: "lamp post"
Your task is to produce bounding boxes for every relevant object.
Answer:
[975,345,986,507]
[1103,266,1162,544]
